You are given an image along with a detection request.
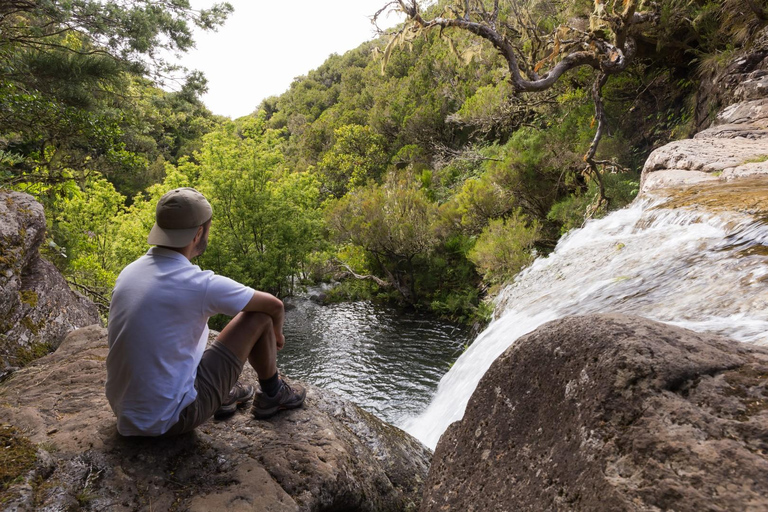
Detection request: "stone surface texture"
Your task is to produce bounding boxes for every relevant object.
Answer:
[639,97,768,194]
[422,314,768,512]
[695,26,768,131]
[0,191,100,372]
[640,30,768,196]
[0,325,430,511]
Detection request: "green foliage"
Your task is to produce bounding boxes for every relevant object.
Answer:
[450,81,522,136]
[655,0,767,64]
[328,172,439,302]
[196,117,324,297]
[0,1,233,76]
[440,171,517,234]
[32,116,324,311]
[58,178,125,274]
[317,124,388,198]
[0,0,229,189]
[329,173,438,264]
[420,234,483,322]
[324,279,379,303]
[547,172,640,234]
[468,213,541,285]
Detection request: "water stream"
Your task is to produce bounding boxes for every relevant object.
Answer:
[402,181,768,449]
[278,296,471,426]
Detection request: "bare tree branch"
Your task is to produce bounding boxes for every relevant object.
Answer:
[67,280,110,315]
[380,0,660,210]
[333,260,392,288]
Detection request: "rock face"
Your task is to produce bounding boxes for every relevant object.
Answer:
[639,97,768,194]
[0,191,100,372]
[641,28,768,196]
[696,26,768,131]
[422,314,768,512]
[0,325,430,511]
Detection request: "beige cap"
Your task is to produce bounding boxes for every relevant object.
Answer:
[147,187,212,248]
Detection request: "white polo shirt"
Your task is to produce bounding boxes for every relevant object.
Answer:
[106,247,254,436]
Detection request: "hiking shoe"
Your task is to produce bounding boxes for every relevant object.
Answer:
[252,380,306,419]
[214,382,255,419]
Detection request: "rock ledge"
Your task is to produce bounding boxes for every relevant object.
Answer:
[0,325,430,511]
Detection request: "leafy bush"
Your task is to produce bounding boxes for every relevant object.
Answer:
[468,212,541,285]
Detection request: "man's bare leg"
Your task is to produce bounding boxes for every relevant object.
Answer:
[215,311,305,418]
[216,311,277,379]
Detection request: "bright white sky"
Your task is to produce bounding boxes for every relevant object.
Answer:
[177,1,405,119]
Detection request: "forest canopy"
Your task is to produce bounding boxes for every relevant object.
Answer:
[0,0,232,187]
[3,0,766,323]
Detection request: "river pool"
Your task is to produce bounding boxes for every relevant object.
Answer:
[278,293,470,427]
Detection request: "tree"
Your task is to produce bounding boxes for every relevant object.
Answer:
[317,124,388,198]
[0,1,232,78]
[0,0,232,186]
[328,172,439,303]
[468,211,540,285]
[54,177,127,313]
[195,117,324,298]
[376,0,657,210]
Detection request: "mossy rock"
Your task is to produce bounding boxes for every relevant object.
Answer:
[0,425,37,502]
[18,291,38,308]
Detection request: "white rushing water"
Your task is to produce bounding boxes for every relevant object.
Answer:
[401,190,768,449]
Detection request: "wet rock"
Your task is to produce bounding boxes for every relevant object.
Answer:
[0,191,100,371]
[422,314,768,512]
[0,325,430,511]
[309,292,328,304]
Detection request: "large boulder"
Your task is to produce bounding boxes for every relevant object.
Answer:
[422,314,768,512]
[0,325,430,511]
[0,191,100,372]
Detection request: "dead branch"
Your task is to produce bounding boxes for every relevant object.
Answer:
[67,280,110,314]
[333,260,391,288]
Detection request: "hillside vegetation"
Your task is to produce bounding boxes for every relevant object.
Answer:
[2,0,766,324]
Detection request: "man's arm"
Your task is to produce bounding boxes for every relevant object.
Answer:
[243,291,285,350]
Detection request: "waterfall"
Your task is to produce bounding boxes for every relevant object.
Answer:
[401,185,768,449]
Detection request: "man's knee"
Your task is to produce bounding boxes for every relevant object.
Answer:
[238,311,273,331]
[217,312,273,362]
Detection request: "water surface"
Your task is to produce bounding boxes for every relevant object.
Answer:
[278,295,470,426]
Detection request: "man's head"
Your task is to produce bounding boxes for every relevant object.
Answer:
[148,188,212,250]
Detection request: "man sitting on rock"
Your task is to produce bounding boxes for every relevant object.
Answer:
[105,187,305,436]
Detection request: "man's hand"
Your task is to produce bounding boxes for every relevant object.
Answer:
[275,330,285,351]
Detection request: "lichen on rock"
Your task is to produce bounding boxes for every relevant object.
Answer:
[0,190,100,373]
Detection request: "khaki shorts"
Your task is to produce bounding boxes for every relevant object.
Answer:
[162,341,244,436]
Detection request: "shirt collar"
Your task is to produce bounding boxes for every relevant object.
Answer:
[147,246,192,265]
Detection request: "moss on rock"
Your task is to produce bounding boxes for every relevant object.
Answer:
[0,426,37,500]
[14,340,54,367]
[18,291,38,308]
